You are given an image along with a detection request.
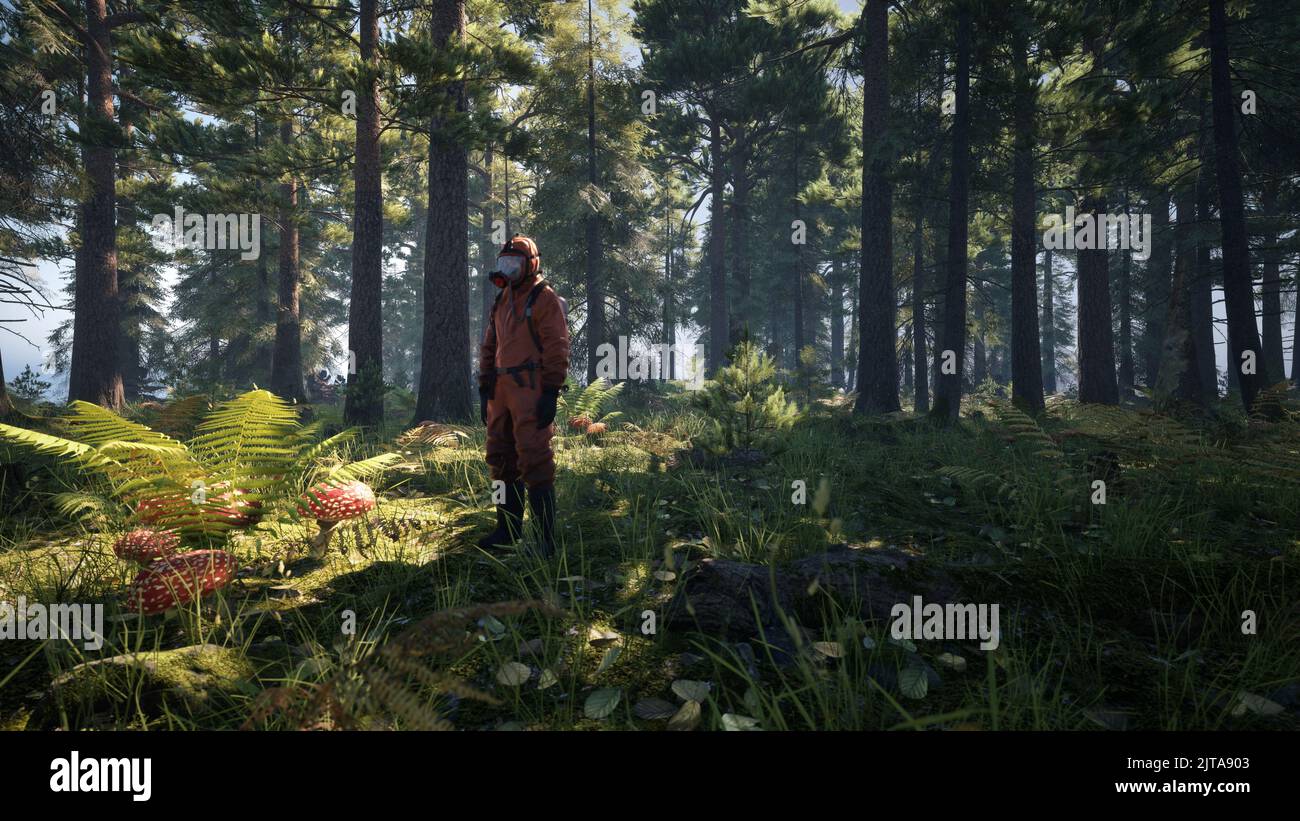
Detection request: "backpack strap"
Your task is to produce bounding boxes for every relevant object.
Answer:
[524,283,550,354]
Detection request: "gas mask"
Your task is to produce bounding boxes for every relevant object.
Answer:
[489,253,528,289]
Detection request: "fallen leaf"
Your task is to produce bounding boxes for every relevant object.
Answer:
[1232,692,1283,717]
[721,713,761,731]
[595,646,621,676]
[584,687,621,719]
[496,662,531,687]
[671,679,712,703]
[813,641,844,659]
[935,652,967,672]
[899,664,929,699]
[666,700,701,731]
[588,626,621,647]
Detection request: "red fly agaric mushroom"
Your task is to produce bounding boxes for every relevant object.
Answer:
[568,415,591,432]
[135,494,189,526]
[297,480,376,558]
[207,483,264,528]
[113,529,181,565]
[127,549,238,615]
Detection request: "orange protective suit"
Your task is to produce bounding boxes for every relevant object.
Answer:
[478,272,570,490]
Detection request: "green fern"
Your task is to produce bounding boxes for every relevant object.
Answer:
[559,378,625,426]
[0,389,399,539]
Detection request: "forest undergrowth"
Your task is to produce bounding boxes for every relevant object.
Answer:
[0,383,1296,732]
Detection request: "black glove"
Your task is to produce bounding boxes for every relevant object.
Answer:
[479,382,494,425]
[536,386,559,429]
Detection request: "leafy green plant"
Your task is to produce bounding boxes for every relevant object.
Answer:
[0,389,400,539]
[691,342,801,453]
[558,377,625,430]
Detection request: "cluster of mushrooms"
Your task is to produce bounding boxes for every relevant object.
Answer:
[112,479,377,615]
[567,416,608,436]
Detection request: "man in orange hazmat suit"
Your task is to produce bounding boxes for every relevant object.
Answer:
[476,235,570,558]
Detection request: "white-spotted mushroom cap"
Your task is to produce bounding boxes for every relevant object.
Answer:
[127,549,239,615]
[135,494,190,525]
[208,484,264,527]
[113,529,181,564]
[297,481,376,523]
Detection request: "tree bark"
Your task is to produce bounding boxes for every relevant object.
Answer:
[1208,0,1268,409]
[831,254,844,389]
[1157,185,1207,405]
[1259,184,1284,382]
[1076,31,1119,405]
[706,114,728,373]
[68,0,123,409]
[729,148,751,347]
[932,4,971,422]
[583,0,604,384]
[270,112,304,403]
[910,216,928,412]
[345,0,385,427]
[415,0,472,421]
[663,203,675,379]
[1041,248,1056,394]
[1010,26,1044,413]
[1192,104,1218,398]
[1140,191,1172,386]
[0,350,11,416]
[480,145,496,341]
[854,0,900,414]
[792,139,805,364]
[1117,191,1135,395]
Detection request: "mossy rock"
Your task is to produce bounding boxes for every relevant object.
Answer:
[29,643,274,729]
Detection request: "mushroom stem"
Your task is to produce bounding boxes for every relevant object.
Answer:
[309,520,339,558]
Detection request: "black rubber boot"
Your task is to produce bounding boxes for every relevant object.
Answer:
[477,480,525,549]
[526,485,557,559]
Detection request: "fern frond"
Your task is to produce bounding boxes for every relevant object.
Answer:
[325,453,404,484]
[63,401,185,449]
[938,465,1018,500]
[0,422,105,468]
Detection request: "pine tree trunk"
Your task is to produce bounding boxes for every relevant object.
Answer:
[271,112,304,403]
[1141,191,1172,386]
[345,0,385,427]
[415,0,472,421]
[1076,32,1119,405]
[0,350,11,417]
[1208,0,1268,409]
[728,148,751,347]
[854,0,900,414]
[1116,190,1135,395]
[831,254,844,389]
[972,284,986,386]
[68,0,123,409]
[480,145,496,340]
[1259,185,1284,381]
[793,140,805,362]
[1192,109,1218,398]
[1010,27,1044,414]
[1041,248,1057,394]
[663,207,675,379]
[1157,185,1206,404]
[933,4,971,422]
[911,216,928,412]
[706,115,727,373]
[584,0,604,384]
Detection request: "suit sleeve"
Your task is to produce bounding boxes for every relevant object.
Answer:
[478,302,497,389]
[536,290,571,391]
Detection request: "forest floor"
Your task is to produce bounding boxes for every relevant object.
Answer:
[1,389,1297,731]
